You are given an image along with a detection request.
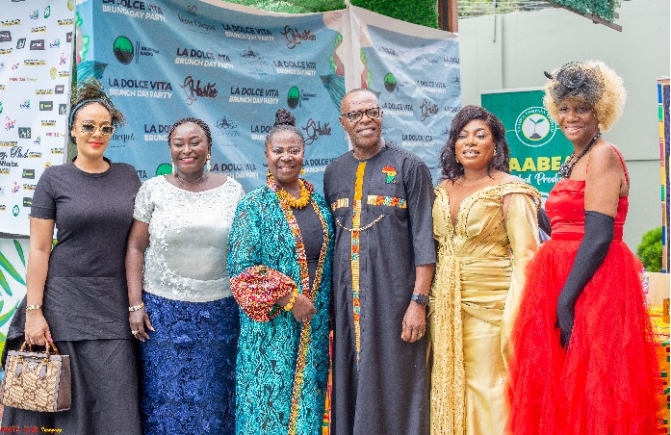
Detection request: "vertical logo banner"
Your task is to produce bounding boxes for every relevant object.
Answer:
[482,89,572,200]
[0,0,73,235]
[658,77,669,272]
[77,0,347,193]
[347,6,461,183]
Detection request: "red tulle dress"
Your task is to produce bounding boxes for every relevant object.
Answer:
[507,160,659,435]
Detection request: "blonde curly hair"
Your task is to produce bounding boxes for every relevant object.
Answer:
[543,60,626,133]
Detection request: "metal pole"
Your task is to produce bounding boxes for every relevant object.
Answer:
[493,0,497,42]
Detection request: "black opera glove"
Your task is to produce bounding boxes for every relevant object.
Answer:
[555,210,614,349]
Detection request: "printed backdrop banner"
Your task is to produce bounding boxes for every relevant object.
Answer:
[342,7,461,182]
[482,89,572,200]
[0,0,74,235]
[76,0,461,191]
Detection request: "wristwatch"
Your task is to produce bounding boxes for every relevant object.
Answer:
[410,294,429,306]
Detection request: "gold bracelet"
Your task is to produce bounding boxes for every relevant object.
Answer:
[283,288,299,312]
[128,302,145,312]
[25,304,42,312]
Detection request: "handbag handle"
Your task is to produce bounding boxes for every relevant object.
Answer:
[18,340,59,356]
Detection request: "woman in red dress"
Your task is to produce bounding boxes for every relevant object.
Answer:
[507,60,659,435]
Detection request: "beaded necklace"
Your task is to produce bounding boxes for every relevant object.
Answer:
[275,179,311,209]
[559,133,601,179]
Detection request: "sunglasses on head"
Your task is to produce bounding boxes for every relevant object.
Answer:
[340,107,382,122]
[77,123,115,136]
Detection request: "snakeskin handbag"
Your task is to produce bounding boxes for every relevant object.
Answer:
[0,341,71,412]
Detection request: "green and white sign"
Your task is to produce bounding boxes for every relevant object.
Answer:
[482,89,573,200]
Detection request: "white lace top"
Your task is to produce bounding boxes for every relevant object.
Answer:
[133,176,245,302]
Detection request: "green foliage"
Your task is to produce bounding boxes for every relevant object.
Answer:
[637,227,663,273]
[0,300,17,358]
[0,300,14,328]
[13,240,25,267]
[0,269,11,296]
[351,0,438,28]
[223,0,345,13]
[0,240,26,296]
[547,0,619,22]
[0,241,27,359]
[222,0,438,28]
[0,251,26,287]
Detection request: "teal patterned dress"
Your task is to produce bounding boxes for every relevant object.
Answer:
[228,180,333,435]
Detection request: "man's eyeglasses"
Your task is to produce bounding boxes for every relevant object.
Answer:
[340,107,382,122]
[77,123,115,136]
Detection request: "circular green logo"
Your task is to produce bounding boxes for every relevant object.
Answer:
[113,36,134,65]
[156,163,172,176]
[44,6,51,18]
[12,205,19,217]
[384,73,397,92]
[514,107,557,148]
[287,86,300,109]
[0,102,3,115]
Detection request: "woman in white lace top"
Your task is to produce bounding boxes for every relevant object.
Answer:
[125,117,244,435]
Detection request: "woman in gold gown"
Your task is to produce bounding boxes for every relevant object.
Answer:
[428,105,541,435]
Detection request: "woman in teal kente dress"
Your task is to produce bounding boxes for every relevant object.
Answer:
[228,108,333,435]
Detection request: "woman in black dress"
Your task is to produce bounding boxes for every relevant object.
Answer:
[1,80,142,434]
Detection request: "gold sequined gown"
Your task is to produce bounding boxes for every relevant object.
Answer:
[428,182,540,435]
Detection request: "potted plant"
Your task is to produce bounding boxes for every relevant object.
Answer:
[637,227,668,306]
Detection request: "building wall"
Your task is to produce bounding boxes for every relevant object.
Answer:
[458,0,670,249]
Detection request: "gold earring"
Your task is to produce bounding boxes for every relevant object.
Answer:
[206,154,211,172]
[493,147,498,156]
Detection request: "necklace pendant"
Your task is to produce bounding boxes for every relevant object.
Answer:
[175,172,206,188]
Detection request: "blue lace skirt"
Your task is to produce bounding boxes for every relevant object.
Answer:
[139,292,239,435]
